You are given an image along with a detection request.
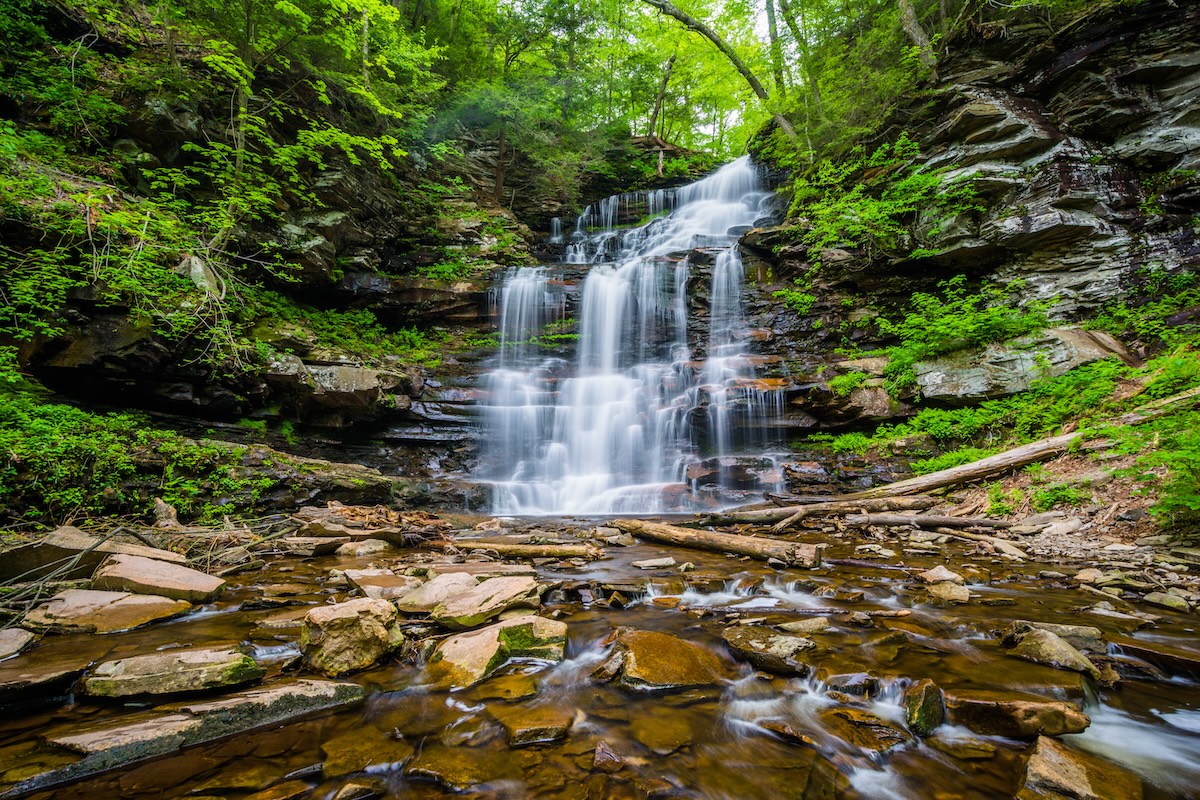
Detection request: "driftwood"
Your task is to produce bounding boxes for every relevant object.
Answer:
[446,540,606,560]
[841,513,1011,529]
[932,527,1028,560]
[705,496,937,527]
[831,386,1200,501]
[614,519,822,567]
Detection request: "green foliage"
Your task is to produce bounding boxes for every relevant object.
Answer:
[830,432,872,455]
[987,484,1024,516]
[876,275,1050,395]
[909,447,996,475]
[1088,267,1200,348]
[829,371,868,397]
[1030,483,1087,513]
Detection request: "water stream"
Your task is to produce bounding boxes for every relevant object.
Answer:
[479,157,784,515]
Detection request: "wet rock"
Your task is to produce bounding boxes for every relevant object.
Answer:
[0,653,89,706]
[929,736,996,761]
[81,647,265,697]
[332,779,384,800]
[1109,638,1200,680]
[425,562,536,578]
[0,629,34,661]
[13,680,363,797]
[1142,591,1190,612]
[596,629,732,691]
[321,730,414,776]
[945,691,1089,737]
[918,565,965,584]
[342,569,423,601]
[927,581,971,603]
[405,746,520,791]
[818,707,911,752]
[903,678,945,736]
[245,780,313,800]
[721,626,820,675]
[300,598,405,676]
[778,616,832,635]
[430,576,542,629]
[393,572,478,613]
[1072,568,1104,584]
[631,713,693,755]
[425,615,567,690]
[489,705,574,746]
[593,740,625,773]
[279,536,351,557]
[1005,628,1102,680]
[0,527,188,582]
[632,557,676,569]
[335,539,394,557]
[23,590,191,633]
[824,672,880,697]
[91,554,225,603]
[1006,621,1105,654]
[1019,735,1143,800]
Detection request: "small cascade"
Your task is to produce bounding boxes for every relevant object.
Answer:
[548,216,563,244]
[478,156,783,515]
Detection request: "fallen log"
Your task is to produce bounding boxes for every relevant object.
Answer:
[932,528,1028,560]
[704,496,937,527]
[841,514,1011,530]
[830,386,1200,501]
[614,519,822,568]
[445,540,606,560]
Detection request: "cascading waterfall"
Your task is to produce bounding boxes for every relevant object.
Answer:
[479,156,783,514]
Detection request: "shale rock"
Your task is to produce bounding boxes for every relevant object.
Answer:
[23,590,191,633]
[489,705,574,746]
[945,691,1090,738]
[91,554,225,603]
[595,629,732,691]
[1018,736,1143,800]
[300,598,405,676]
[405,746,521,792]
[1005,628,1102,680]
[425,614,567,690]
[81,647,265,697]
[343,569,423,601]
[721,626,820,675]
[0,629,34,661]
[321,730,414,776]
[394,572,479,613]
[430,576,542,630]
[0,527,187,583]
[903,678,945,736]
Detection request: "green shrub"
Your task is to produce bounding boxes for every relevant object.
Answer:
[829,371,868,396]
[909,447,996,475]
[830,432,872,455]
[1030,483,1087,513]
[987,484,1025,516]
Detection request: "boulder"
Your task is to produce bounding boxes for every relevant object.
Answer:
[425,614,567,690]
[1142,591,1190,613]
[23,590,191,633]
[81,647,265,697]
[778,616,832,635]
[945,691,1090,737]
[0,527,187,582]
[1005,628,1102,680]
[9,681,364,797]
[918,565,965,584]
[489,704,574,746]
[903,678,945,736]
[91,554,225,603]
[300,598,405,676]
[818,707,911,752]
[394,572,479,613]
[0,629,34,661]
[429,576,542,630]
[343,569,423,601]
[927,581,971,603]
[594,629,733,691]
[1018,736,1143,800]
[721,626,820,675]
[1006,621,1105,654]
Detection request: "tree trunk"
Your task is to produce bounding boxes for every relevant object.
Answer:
[764,0,787,97]
[647,53,675,138]
[493,121,508,203]
[361,9,370,88]
[446,540,606,560]
[899,0,938,74]
[705,495,937,526]
[841,514,1011,529]
[638,0,796,139]
[614,519,823,567]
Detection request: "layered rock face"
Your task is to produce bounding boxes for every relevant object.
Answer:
[741,0,1200,432]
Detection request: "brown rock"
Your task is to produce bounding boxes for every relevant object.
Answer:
[593,740,624,773]
[489,705,574,746]
[300,598,404,676]
[92,554,225,603]
[0,628,35,661]
[321,730,414,776]
[819,707,911,752]
[721,626,820,675]
[595,629,732,691]
[1019,736,1143,800]
[81,647,264,697]
[394,572,478,613]
[945,691,1090,738]
[23,590,191,633]
[0,526,187,582]
[430,576,542,630]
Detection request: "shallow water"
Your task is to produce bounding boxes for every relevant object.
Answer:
[2,527,1199,800]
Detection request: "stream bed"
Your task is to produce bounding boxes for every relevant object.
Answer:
[2,518,1199,799]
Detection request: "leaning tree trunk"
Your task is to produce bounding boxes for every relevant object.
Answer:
[764,0,787,97]
[898,0,938,74]
[647,53,676,138]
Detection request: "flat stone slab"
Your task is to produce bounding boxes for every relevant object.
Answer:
[343,569,423,601]
[595,629,733,691]
[0,629,34,661]
[426,615,567,690]
[23,590,191,633]
[3,679,364,798]
[279,537,351,556]
[81,647,265,697]
[430,576,542,630]
[394,573,477,614]
[424,563,536,578]
[92,554,225,603]
[0,527,187,582]
[0,652,90,704]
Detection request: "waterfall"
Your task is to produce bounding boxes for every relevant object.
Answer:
[548,217,563,244]
[478,156,783,515]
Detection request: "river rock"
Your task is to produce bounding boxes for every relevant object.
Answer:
[632,557,676,569]
[630,712,693,755]
[778,616,832,634]
[0,629,34,661]
[1142,591,1190,612]
[394,572,479,613]
[425,614,567,690]
[595,629,732,691]
[343,569,423,601]
[1018,736,1143,800]
[430,576,542,629]
[903,678,945,736]
[818,707,911,752]
[9,680,363,797]
[944,691,1090,737]
[0,526,187,583]
[824,672,880,696]
[927,581,971,603]
[489,704,574,746]
[81,647,265,697]
[405,746,520,791]
[1005,628,1102,680]
[300,598,405,676]
[593,740,625,773]
[1006,621,1106,654]
[1072,568,1104,584]
[321,730,414,776]
[918,565,964,584]
[91,554,225,603]
[23,590,191,633]
[721,626,820,675]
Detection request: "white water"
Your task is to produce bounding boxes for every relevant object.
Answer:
[479,156,783,514]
